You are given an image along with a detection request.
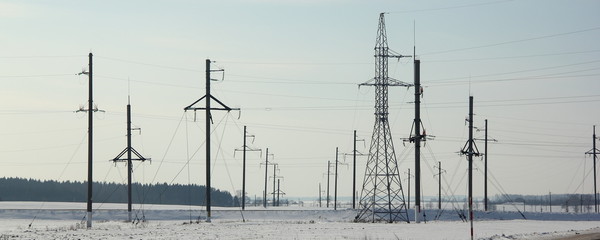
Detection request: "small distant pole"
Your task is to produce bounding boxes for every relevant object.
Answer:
[319,183,322,208]
[484,119,488,211]
[334,147,339,210]
[353,131,357,209]
[585,125,599,213]
[408,169,411,210]
[277,179,281,206]
[346,130,365,210]
[434,162,445,210]
[263,148,269,208]
[272,164,277,207]
[327,160,331,208]
[243,126,247,210]
[549,192,552,213]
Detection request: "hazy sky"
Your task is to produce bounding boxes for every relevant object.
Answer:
[1,0,599,203]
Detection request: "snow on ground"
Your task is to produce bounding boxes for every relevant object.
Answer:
[0,202,599,239]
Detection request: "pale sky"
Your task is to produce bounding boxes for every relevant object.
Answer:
[1,0,599,203]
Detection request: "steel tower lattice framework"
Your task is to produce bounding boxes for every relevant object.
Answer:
[355,13,411,223]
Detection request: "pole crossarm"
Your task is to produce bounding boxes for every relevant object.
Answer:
[359,78,413,87]
[234,147,262,157]
[111,147,150,163]
[184,95,240,112]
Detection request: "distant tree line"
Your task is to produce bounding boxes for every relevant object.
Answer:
[0,177,238,207]
[491,193,596,213]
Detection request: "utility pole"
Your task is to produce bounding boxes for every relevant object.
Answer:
[327,160,331,208]
[260,148,275,208]
[434,162,446,210]
[110,97,149,222]
[85,52,93,229]
[335,147,339,210]
[234,126,261,210]
[76,53,100,228]
[348,130,366,209]
[586,125,599,213]
[184,59,239,222]
[475,119,496,212]
[319,183,322,207]
[353,132,356,209]
[277,179,281,206]
[484,119,488,211]
[405,169,414,210]
[413,55,422,223]
[549,192,552,213]
[356,12,411,223]
[460,96,481,240]
[272,163,279,207]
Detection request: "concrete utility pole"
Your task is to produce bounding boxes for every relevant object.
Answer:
[76,53,100,228]
[475,119,496,211]
[405,169,413,210]
[460,96,481,240]
[319,183,322,207]
[234,126,261,210]
[586,125,599,213]
[184,59,239,222]
[327,160,331,208]
[413,57,422,223]
[434,162,445,210]
[260,148,275,208]
[272,163,279,207]
[86,53,93,228]
[334,147,339,210]
[549,192,552,213]
[111,98,149,222]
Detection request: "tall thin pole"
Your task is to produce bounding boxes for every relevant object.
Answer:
[484,119,488,211]
[272,164,277,206]
[184,58,238,222]
[334,147,339,210]
[242,126,247,210]
[327,160,330,208]
[204,59,212,222]
[86,52,93,229]
[264,148,269,208]
[414,58,422,223]
[468,96,474,240]
[277,179,281,207]
[353,130,357,209]
[126,102,133,221]
[586,125,599,213]
[549,192,552,213]
[319,183,322,207]
[438,161,441,210]
[407,169,411,210]
[594,126,598,213]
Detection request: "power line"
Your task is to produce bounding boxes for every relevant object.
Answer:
[422,25,600,56]
[388,0,513,14]
[0,55,84,59]
[425,49,600,63]
[426,59,600,83]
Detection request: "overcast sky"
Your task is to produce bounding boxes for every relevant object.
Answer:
[1,0,599,203]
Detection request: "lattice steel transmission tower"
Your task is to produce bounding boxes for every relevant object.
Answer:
[355,13,411,223]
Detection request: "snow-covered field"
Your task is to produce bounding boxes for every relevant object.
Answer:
[0,202,599,239]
